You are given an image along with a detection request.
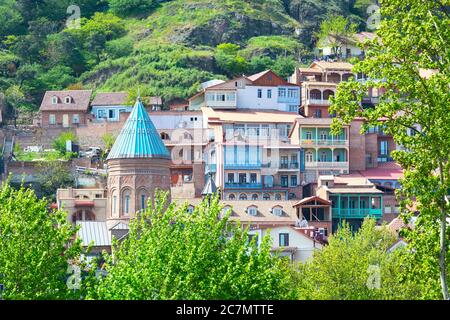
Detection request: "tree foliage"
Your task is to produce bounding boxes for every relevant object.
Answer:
[330,0,450,299]
[0,181,82,299]
[316,15,358,57]
[295,219,419,300]
[87,193,294,300]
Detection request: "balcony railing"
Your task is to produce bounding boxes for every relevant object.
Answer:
[224,163,261,169]
[263,162,299,170]
[300,139,348,147]
[305,161,349,169]
[306,99,331,106]
[332,208,383,219]
[225,183,263,189]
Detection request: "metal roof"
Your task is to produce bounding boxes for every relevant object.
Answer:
[76,221,111,247]
[107,98,170,160]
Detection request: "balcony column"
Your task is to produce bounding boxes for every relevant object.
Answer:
[315,127,318,145]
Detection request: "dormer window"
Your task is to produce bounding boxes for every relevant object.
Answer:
[65,96,72,104]
[246,206,258,216]
[221,206,232,217]
[272,206,283,216]
[187,205,194,214]
[51,96,58,104]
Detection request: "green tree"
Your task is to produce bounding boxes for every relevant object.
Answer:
[87,193,294,300]
[296,219,419,299]
[101,132,116,160]
[0,181,82,299]
[36,161,75,201]
[108,0,159,17]
[316,15,357,57]
[330,0,450,299]
[52,131,78,156]
[215,43,249,77]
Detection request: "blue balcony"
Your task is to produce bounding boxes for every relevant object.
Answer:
[332,208,383,219]
[224,163,261,170]
[225,183,263,189]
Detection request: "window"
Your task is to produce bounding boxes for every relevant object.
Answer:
[305,131,312,140]
[51,96,58,104]
[227,173,235,183]
[278,88,286,98]
[267,89,272,99]
[305,151,314,162]
[239,194,248,201]
[313,109,322,118]
[380,140,388,156]
[287,88,298,98]
[252,194,258,201]
[250,173,257,184]
[263,193,270,200]
[206,93,215,101]
[187,205,194,214]
[275,193,282,201]
[141,194,146,210]
[280,156,288,168]
[239,173,247,184]
[72,114,80,124]
[113,195,117,215]
[97,109,106,119]
[228,194,236,200]
[272,207,283,216]
[320,131,328,140]
[248,234,258,245]
[320,151,328,162]
[291,175,297,187]
[257,89,262,98]
[247,206,257,216]
[281,176,288,187]
[289,105,298,112]
[123,191,131,216]
[217,94,226,102]
[49,114,56,125]
[222,206,232,216]
[109,109,115,119]
[65,96,71,104]
[279,233,289,247]
[226,93,235,101]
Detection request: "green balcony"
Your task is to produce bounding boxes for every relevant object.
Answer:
[332,208,383,219]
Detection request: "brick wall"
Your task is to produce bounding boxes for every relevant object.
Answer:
[348,119,366,171]
[41,111,88,127]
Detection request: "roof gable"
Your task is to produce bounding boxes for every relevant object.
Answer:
[40,90,92,112]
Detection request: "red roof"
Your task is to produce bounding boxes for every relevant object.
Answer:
[91,92,129,106]
[40,90,92,112]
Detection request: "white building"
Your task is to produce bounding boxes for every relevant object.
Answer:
[189,70,301,113]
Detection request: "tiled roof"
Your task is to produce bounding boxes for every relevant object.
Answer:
[107,98,170,160]
[312,61,354,71]
[91,92,129,106]
[247,69,272,81]
[40,90,92,112]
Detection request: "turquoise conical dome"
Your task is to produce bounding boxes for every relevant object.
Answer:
[107,98,170,160]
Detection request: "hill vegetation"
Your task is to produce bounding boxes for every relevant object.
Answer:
[0,0,371,115]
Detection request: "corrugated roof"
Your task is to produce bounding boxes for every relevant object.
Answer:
[77,221,111,247]
[107,98,170,160]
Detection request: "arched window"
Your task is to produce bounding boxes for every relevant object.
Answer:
[305,151,314,162]
[122,189,131,216]
[252,194,258,201]
[263,193,270,201]
[139,189,148,211]
[221,206,232,217]
[272,206,283,216]
[187,205,194,214]
[239,194,248,201]
[310,89,322,100]
[323,90,335,100]
[275,193,282,201]
[160,132,170,140]
[228,194,236,200]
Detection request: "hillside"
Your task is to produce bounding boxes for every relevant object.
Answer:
[0,0,368,117]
